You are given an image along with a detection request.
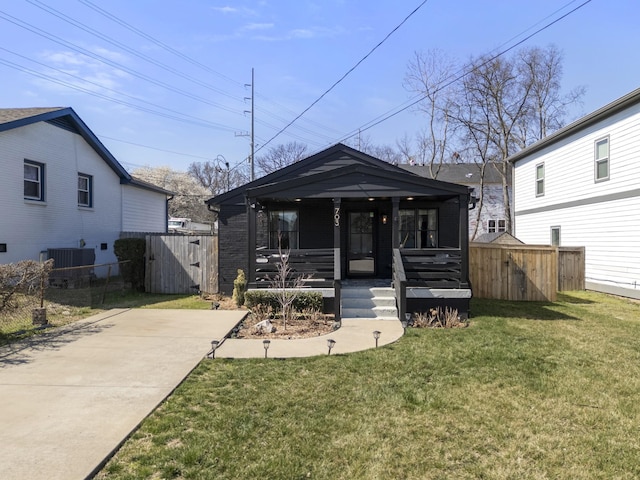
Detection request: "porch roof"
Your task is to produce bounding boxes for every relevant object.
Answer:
[246,163,470,201]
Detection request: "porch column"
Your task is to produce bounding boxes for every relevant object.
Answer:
[333,198,341,280]
[247,197,257,284]
[459,193,470,288]
[392,197,400,249]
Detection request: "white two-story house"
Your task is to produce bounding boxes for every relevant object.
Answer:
[508,88,640,299]
[0,107,171,268]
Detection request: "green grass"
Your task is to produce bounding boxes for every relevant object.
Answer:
[0,291,209,345]
[95,291,640,479]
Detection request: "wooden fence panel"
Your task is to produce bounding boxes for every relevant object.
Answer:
[145,235,218,294]
[470,244,557,301]
[558,247,585,291]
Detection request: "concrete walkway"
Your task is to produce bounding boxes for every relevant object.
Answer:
[0,309,403,480]
[0,308,245,480]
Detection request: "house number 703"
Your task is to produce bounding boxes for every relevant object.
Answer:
[334,207,340,227]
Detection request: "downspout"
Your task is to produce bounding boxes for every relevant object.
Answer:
[165,194,174,232]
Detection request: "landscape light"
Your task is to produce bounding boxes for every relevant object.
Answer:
[373,330,381,348]
[263,339,271,358]
[327,339,336,355]
[210,340,220,359]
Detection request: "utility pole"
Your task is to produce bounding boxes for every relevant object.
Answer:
[243,68,255,181]
[250,68,255,181]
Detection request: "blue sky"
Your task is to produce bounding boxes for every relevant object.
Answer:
[0,0,638,174]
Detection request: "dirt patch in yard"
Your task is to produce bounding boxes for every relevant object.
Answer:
[204,294,336,339]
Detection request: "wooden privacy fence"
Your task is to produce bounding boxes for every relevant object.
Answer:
[470,244,585,301]
[145,235,218,294]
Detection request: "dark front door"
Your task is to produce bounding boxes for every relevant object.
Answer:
[347,211,375,276]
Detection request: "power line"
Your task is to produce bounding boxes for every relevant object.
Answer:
[325,0,593,149]
[28,0,244,107]
[0,47,242,133]
[0,10,242,114]
[255,0,430,155]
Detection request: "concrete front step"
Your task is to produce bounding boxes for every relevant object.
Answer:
[341,287,395,298]
[341,286,398,320]
[342,307,398,319]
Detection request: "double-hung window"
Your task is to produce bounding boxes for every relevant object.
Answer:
[24,160,44,201]
[269,209,299,249]
[595,136,609,182]
[535,163,545,197]
[78,173,93,207]
[488,219,506,233]
[400,209,437,248]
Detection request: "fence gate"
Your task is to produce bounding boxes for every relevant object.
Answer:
[145,235,218,294]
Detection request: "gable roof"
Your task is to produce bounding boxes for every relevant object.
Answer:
[508,87,640,164]
[0,107,171,195]
[246,162,469,200]
[208,143,440,206]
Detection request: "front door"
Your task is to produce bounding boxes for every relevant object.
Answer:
[347,211,375,276]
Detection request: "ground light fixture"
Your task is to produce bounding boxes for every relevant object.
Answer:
[373,330,381,348]
[263,339,271,358]
[210,340,219,359]
[327,338,336,355]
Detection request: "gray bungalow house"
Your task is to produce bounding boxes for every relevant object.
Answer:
[206,144,474,320]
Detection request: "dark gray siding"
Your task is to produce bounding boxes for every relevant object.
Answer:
[299,203,333,248]
[438,201,460,248]
[218,205,248,294]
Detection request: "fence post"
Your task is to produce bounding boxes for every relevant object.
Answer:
[101,264,112,305]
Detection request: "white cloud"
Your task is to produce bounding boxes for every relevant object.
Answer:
[242,22,274,31]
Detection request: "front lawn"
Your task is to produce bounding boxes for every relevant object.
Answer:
[96,291,640,479]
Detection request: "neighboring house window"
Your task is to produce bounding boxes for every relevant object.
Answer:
[551,226,561,246]
[78,173,93,207]
[24,160,45,201]
[595,136,609,182]
[535,163,545,197]
[269,210,299,249]
[488,219,507,233]
[400,209,437,248]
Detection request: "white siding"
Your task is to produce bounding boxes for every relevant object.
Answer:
[0,122,122,266]
[513,102,640,297]
[122,184,167,232]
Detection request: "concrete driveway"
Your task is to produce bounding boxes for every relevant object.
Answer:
[0,308,245,480]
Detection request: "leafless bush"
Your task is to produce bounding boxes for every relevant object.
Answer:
[249,303,273,322]
[300,307,327,325]
[0,259,54,313]
[411,307,467,328]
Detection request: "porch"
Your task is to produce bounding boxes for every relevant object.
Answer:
[248,245,471,321]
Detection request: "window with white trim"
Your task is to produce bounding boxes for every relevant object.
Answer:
[24,160,44,201]
[551,226,561,246]
[488,219,506,233]
[595,136,609,182]
[535,163,545,197]
[78,173,93,207]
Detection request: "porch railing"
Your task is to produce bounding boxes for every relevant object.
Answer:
[254,248,334,287]
[399,248,463,288]
[392,249,407,324]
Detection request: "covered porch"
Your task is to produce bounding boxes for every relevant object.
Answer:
[244,164,472,320]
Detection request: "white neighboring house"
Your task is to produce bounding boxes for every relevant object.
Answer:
[508,87,640,299]
[0,107,172,268]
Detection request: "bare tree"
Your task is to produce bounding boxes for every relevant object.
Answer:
[132,166,211,222]
[188,158,250,194]
[256,142,308,176]
[404,49,457,175]
[405,45,585,233]
[345,134,402,164]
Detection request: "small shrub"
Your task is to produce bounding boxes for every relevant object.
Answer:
[300,307,327,325]
[232,269,247,307]
[113,238,145,292]
[244,290,322,312]
[411,307,467,328]
[249,303,273,321]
